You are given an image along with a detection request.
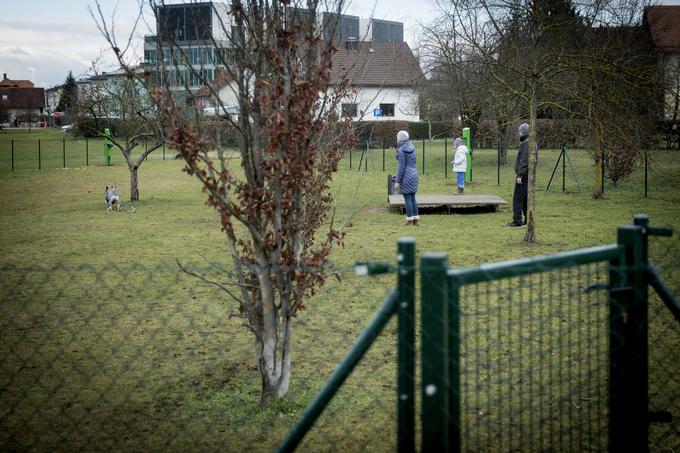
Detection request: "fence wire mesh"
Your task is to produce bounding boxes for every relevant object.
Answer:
[456,263,610,451]
[1,233,678,452]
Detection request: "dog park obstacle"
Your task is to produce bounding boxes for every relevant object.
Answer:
[387,175,507,214]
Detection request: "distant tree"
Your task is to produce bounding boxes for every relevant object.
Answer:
[0,106,9,126]
[77,62,165,201]
[56,71,78,117]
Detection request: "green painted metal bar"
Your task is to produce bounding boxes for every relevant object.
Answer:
[163,143,166,160]
[11,140,14,171]
[648,267,680,323]
[447,244,623,285]
[86,137,89,166]
[382,139,385,172]
[562,144,566,192]
[445,137,448,179]
[644,153,648,198]
[397,238,416,453]
[609,224,647,452]
[545,147,563,191]
[276,290,399,453]
[63,138,66,168]
[349,148,352,170]
[447,272,461,453]
[365,140,368,172]
[422,138,425,175]
[421,252,449,452]
[38,139,41,171]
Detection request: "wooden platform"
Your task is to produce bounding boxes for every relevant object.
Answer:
[388,194,507,212]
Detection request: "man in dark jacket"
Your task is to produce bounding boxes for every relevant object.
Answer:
[507,123,530,227]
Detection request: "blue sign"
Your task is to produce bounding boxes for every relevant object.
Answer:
[373,108,382,117]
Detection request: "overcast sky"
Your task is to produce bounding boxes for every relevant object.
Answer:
[2,0,679,89]
[0,0,439,89]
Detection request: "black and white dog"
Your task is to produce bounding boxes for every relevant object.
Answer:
[105,185,121,211]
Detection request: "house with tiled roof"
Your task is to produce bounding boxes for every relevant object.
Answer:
[330,41,423,121]
[645,5,680,123]
[0,73,45,127]
[194,69,239,118]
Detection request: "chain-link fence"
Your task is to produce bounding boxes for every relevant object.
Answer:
[2,218,678,452]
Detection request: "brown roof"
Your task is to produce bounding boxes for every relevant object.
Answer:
[0,88,45,109]
[329,41,424,87]
[645,6,680,52]
[0,78,35,88]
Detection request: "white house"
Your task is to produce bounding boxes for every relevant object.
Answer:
[329,41,423,122]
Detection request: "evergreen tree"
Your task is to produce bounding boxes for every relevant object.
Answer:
[56,71,78,113]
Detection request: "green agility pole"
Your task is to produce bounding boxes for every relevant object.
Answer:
[104,128,113,166]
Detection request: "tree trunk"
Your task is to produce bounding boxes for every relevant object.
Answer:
[130,165,140,201]
[256,313,292,406]
[524,82,538,243]
[593,122,603,199]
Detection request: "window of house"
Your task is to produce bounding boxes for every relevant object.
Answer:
[380,103,395,117]
[1,94,7,100]
[341,103,357,118]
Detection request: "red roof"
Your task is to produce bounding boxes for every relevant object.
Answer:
[0,78,35,88]
[645,6,680,52]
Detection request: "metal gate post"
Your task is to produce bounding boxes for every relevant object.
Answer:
[397,238,416,453]
[610,224,647,452]
[447,270,461,453]
[421,252,449,452]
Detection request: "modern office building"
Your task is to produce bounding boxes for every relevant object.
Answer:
[143,1,233,102]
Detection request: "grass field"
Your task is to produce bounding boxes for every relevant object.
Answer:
[0,128,678,451]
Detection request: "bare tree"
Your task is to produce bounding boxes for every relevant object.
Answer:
[422,0,661,241]
[93,0,353,404]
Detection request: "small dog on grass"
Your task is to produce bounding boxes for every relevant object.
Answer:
[105,185,121,211]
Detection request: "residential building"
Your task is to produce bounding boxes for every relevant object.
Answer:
[359,18,404,43]
[0,73,45,127]
[143,1,233,103]
[644,5,680,123]
[330,41,423,122]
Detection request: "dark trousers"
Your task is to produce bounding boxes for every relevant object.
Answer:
[512,180,527,224]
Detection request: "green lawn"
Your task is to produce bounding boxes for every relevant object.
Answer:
[0,128,678,451]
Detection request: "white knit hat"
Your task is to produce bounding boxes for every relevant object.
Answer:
[397,130,409,143]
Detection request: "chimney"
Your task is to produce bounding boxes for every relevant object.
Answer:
[2,73,7,80]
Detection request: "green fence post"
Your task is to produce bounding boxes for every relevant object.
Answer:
[365,140,368,172]
[609,223,647,452]
[422,138,425,175]
[163,143,166,160]
[447,269,461,453]
[601,156,605,195]
[86,137,89,166]
[349,148,352,170]
[63,138,66,168]
[382,139,385,172]
[562,144,566,192]
[38,139,41,171]
[11,139,14,171]
[421,252,449,452]
[397,238,416,453]
[497,137,500,186]
[644,153,648,198]
[445,137,448,179]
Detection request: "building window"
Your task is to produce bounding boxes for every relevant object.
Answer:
[380,103,395,117]
[1,94,7,100]
[341,103,357,117]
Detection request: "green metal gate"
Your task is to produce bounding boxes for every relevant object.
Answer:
[278,214,680,452]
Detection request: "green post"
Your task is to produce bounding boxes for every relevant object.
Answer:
[463,127,472,182]
[382,139,385,172]
[163,143,166,160]
[609,223,647,452]
[365,140,368,172]
[86,137,89,166]
[447,269,461,452]
[397,238,416,453]
[38,139,41,171]
[11,139,14,171]
[445,137,448,179]
[104,128,112,166]
[644,153,648,198]
[421,252,449,452]
[63,138,66,168]
[422,138,425,175]
[562,145,566,192]
[349,148,352,170]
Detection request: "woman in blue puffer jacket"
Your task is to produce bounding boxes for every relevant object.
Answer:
[394,130,419,226]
